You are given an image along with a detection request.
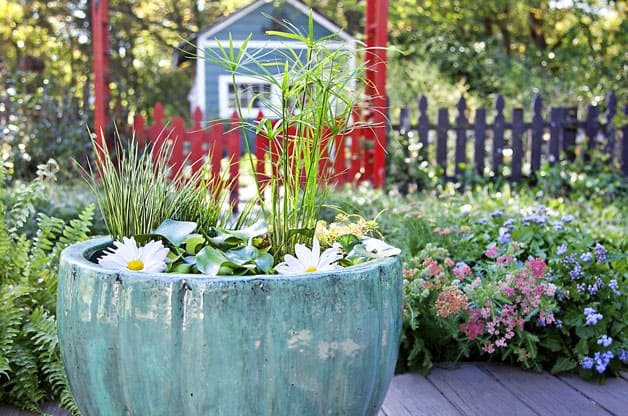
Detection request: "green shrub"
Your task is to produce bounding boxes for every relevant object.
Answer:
[0,68,90,181]
[0,160,93,414]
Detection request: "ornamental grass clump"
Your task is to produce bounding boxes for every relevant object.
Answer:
[86,13,398,276]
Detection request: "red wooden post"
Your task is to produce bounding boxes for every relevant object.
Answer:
[91,0,110,158]
[365,0,388,187]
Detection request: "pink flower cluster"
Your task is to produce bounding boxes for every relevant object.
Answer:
[435,286,469,318]
[460,258,556,358]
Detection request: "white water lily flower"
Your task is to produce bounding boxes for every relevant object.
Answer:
[98,237,169,273]
[275,237,343,275]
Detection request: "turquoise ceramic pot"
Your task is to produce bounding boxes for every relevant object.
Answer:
[57,238,403,416]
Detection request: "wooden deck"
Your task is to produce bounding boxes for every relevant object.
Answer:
[379,363,628,416]
[2,363,626,415]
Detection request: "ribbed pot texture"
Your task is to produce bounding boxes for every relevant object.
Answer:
[57,237,403,416]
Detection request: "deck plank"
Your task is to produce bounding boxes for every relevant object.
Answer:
[480,363,613,416]
[0,402,70,416]
[558,373,628,416]
[427,363,536,416]
[379,372,461,416]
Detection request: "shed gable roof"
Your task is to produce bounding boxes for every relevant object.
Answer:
[197,0,354,43]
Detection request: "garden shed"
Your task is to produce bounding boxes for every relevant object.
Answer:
[176,0,356,119]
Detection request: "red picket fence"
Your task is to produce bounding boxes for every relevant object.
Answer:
[132,103,376,207]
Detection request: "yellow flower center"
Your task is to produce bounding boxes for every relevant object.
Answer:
[304,266,317,273]
[127,259,144,271]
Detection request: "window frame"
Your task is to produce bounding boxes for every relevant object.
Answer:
[218,75,281,119]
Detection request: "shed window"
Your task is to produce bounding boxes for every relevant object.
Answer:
[219,76,278,119]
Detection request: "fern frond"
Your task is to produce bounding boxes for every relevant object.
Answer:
[7,161,57,235]
[54,204,95,260]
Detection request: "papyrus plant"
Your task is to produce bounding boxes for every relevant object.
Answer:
[204,12,367,258]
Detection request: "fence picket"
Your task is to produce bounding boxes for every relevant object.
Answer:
[437,108,448,175]
[583,104,600,162]
[605,92,617,154]
[418,95,429,160]
[170,117,185,177]
[455,96,468,178]
[511,108,524,181]
[474,108,486,175]
[530,95,543,172]
[549,107,562,164]
[493,95,505,175]
[562,107,577,161]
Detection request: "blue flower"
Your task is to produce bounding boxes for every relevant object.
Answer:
[609,279,620,296]
[553,221,564,231]
[479,217,489,225]
[537,318,547,327]
[557,244,568,256]
[587,284,598,296]
[555,319,563,329]
[620,349,628,362]
[584,307,603,326]
[562,254,577,265]
[561,215,575,223]
[503,218,515,229]
[595,243,607,263]
[580,356,594,369]
[597,335,613,347]
[593,351,613,374]
[576,283,586,293]
[498,227,511,244]
[569,263,582,280]
[580,252,592,263]
[490,210,503,217]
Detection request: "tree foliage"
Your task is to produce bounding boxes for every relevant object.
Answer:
[387,0,626,112]
[1,0,625,157]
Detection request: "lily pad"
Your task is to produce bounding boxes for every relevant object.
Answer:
[196,246,229,275]
[153,219,198,246]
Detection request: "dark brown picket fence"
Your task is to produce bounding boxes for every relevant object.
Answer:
[391,92,627,183]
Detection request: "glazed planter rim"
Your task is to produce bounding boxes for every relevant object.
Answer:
[64,236,400,281]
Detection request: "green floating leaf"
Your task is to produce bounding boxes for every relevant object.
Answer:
[153,219,197,246]
[172,263,193,274]
[225,246,260,266]
[196,246,229,275]
[209,221,268,249]
[255,253,275,274]
[185,234,206,254]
